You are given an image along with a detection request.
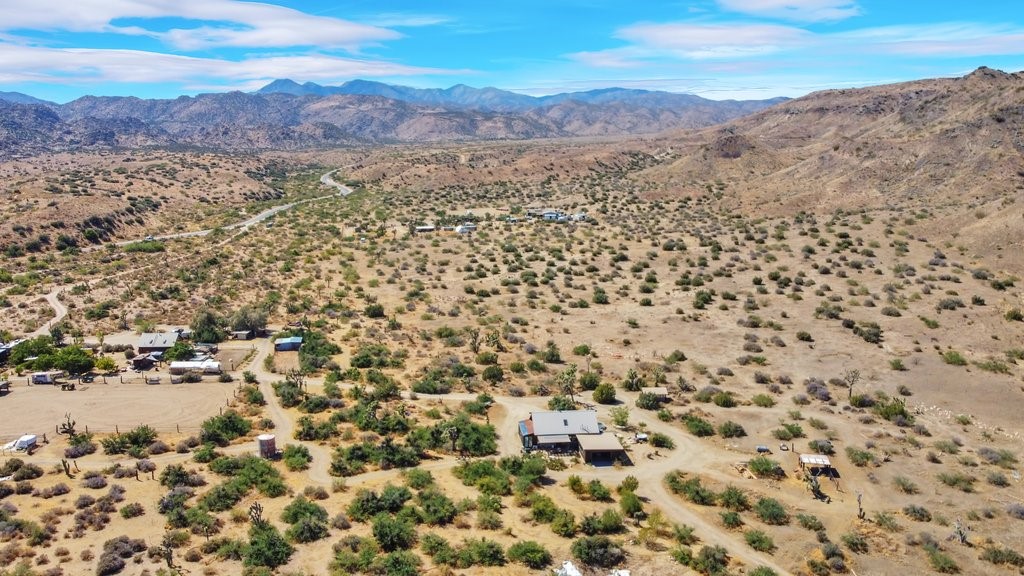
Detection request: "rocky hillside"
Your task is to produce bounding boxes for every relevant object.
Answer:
[643,67,1024,215]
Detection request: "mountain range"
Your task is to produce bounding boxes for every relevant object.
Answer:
[0,81,786,158]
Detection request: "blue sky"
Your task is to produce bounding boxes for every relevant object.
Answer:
[1,0,1022,102]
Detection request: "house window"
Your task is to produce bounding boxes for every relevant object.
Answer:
[563,419,568,426]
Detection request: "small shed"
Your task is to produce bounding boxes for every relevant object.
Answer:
[577,434,626,464]
[130,354,157,370]
[414,225,436,234]
[644,386,670,399]
[274,336,303,352]
[231,330,254,340]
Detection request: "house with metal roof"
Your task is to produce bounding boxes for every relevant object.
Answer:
[518,410,625,463]
[137,332,179,354]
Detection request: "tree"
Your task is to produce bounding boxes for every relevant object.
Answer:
[190,309,226,343]
[49,325,65,346]
[558,364,579,404]
[843,368,861,400]
[593,383,617,404]
[54,346,94,375]
[163,341,195,362]
[230,305,268,333]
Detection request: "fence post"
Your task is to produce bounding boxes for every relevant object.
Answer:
[115,425,119,434]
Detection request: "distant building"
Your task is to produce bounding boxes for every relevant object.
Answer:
[414,225,436,234]
[137,332,179,355]
[274,336,303,352]
[230,330,254,340]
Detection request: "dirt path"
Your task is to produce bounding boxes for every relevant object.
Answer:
[25,171,351,338]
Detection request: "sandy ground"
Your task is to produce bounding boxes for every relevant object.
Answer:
[0,378,238,438]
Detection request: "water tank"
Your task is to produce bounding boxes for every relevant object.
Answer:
[256,434,276,459]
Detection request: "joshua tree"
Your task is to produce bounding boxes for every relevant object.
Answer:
[59,413,76,435]
[843,369,861,400]
[249,501,265,526]
[558,364,579,405]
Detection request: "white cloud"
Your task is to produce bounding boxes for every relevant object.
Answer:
[616,22,810,59]
[0,0,399,50]
[716,0,860,22]
[361,13,451,28]
[839,23,1024,57]
[0,42,458,87]
[568,48,646,68]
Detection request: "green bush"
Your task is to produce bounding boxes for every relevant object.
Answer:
[244,523,293,569]
[748,456,782,478]
[754,498,789,525]
[684,415,715,437]
[507,541,551,569]
[593,383,617,404]
[745,529,776,552]
[372,513,416,551]
[571,535,625,568]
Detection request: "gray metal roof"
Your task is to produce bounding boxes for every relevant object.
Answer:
[529,410,600,436]
[137,332,179,349]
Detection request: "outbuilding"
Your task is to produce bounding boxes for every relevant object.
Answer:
[168,360,222,375]
[274,336,303,352]
[577,433,626,464]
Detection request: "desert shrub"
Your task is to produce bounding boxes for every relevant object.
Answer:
[282,444,312,471]
[683,415,715,437]
[718,485,750,511]
[894,476,919,494]
[571,535,625,568]
[745,529,775,552]
[840,532,868,554]
[692,544,730,575]
[904,505,932,522]
[748,456,782,478]
[751,394,776,407]
[981,547,1024,567]
[119,503,144,519]
[592,383,617,404]
[942,351,967,366]
[717,421,746,438]
[925,543,959,573]
[845,446,875,467]
[978,447,1017,468]
[720,510,743,528]
[199,411,251,446]
[1007,504,1024,520]
[244,522,293,569]
[754,498,789,525]
[937,472,976,492]
[507,540,551,569]
[796,514,824,531]
[650,433,675,449]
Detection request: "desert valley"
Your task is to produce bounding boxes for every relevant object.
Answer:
[1,65,1023,576]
